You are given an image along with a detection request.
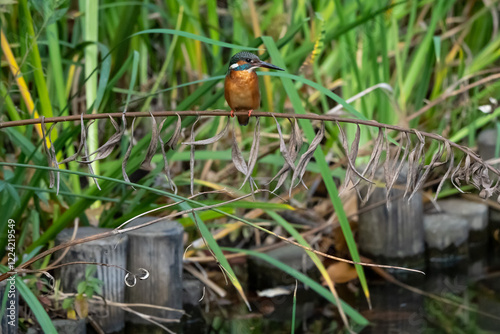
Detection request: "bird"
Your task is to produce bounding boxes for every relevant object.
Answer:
[224,51,284,126]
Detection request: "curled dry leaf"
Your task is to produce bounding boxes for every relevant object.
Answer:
[384,132,411,199]
[291,118,306,189]
[447,152,500,200]
[141,112,160,170]
[290,121,325,196]
[451,157,466,192]
[231,119,251,187]
[122,118,137,185]
[293,118,304,156]
[47,123,60,194]
[358,128,385,204]
[82,116,124,163]
[41,117,57,190]
[59,116,95,165]
[434,141,453,200]
[158,118,177,193]
[182,117,229,145]
[464,154,472,183]
[80,115,100,190]
[336,122,372,191]
[190,117,200,196]
[273,115,297,172]
[403,130,425,198]
[409,142,445,200]
[241,117,260,189]
[268,118,303,192]
[165,113,182,150]
[470,162,493,193]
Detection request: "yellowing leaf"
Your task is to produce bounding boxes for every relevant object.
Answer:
[67,309,77,320]
[325,262,358,284]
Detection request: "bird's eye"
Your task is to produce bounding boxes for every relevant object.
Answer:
[246,58,252,63]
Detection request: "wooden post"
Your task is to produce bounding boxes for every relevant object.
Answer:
[55,227,128,333]
[358,177,425,273]
[125,217,184,325]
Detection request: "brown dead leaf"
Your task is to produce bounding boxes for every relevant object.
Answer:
[324,262,358,284]
[332,225,348,254]
[85,204,108,226]
[74,295,88,318]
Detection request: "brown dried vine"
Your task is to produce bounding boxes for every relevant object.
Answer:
[7,111,500,203]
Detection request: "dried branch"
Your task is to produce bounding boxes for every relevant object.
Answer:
[6,110,500,202]
[4,109,498,176]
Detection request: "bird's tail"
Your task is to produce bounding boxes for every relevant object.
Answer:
[237,115,250,126]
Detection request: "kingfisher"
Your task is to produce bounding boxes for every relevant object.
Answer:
[224,51,284,126]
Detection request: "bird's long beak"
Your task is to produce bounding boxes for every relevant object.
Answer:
[258,61,284,71]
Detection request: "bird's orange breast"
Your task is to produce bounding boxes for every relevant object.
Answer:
[224,70,260,111]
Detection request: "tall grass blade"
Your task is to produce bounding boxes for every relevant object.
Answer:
[267,211,351,330]
[262,36,371,306]
[182,203,251,311]
[222,248,368,326]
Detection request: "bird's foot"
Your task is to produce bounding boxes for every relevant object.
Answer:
[230,110,235,118]
[248,109,253,117]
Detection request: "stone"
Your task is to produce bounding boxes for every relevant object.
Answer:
[423,213,468,266]
[437,199,488,246]
[358,172,425,273]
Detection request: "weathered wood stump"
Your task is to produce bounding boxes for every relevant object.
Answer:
[358,174,425,273]
[0,278,18,334]
[437,199,488,246]
[55,227,128,333]
[423,214,468,267]
[125,217,184,325]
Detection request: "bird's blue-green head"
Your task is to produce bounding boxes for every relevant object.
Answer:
[227,52,284,73]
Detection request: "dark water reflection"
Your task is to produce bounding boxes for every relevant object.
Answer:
[177,243,500,333]
[355,243,500,333]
